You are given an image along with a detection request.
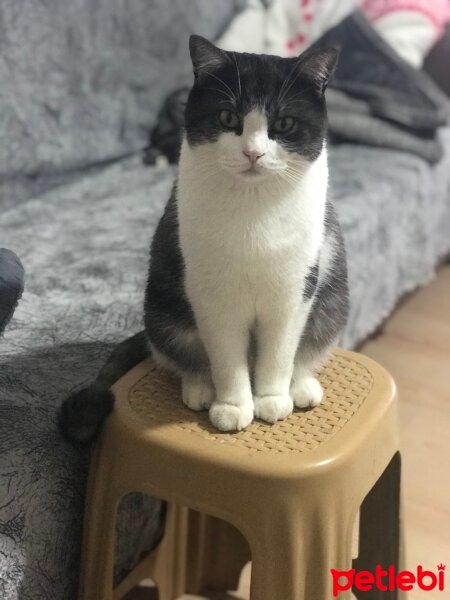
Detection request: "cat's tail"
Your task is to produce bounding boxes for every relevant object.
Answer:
[59,331,150,446]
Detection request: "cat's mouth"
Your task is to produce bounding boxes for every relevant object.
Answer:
[238,165,266,180]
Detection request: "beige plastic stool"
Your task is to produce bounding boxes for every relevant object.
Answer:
[79,349,402,600]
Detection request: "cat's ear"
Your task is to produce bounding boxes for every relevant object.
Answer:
[296,47,339,94]
[189,35,228,80]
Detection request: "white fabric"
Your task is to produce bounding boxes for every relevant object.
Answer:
[217,0,448,67]
[218,0,357,56]
[218,0,266,53]
[265,0,357,56]
[371,11,438,66]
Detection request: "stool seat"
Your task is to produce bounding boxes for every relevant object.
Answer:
[80,349,401,600]
[117,350,391,476]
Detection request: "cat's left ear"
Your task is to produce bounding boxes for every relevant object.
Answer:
[296,47,339,94]
[189,35,229,81]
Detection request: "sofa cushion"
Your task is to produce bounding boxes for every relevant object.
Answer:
[330,128,450,347]
[0,0,245,194]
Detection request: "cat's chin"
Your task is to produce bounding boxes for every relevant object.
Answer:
[235,167,270,184]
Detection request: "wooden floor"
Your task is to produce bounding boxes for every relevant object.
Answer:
[362,266,450,599]
[128,266,450,600]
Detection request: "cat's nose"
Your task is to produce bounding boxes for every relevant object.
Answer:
[243,150,265,164]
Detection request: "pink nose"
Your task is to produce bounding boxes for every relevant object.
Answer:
[243,150,265,164]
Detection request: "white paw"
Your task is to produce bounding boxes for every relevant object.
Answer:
[291,376,323,409]
[254,394,293,424]
[182,375,215,411]
[209,402,254,432]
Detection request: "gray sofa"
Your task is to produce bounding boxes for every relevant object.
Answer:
[1,1,450,599]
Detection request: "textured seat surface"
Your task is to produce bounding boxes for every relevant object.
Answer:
[110,349,395,490]
[127,351,374,456]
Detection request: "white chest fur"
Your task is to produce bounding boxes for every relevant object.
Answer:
[177,137,329,315]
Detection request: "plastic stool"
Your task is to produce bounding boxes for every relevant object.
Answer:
[79,349,402,600]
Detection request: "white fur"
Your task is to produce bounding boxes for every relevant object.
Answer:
[291,370,324,408]
[177,110,329,431]
[182,373,215,411]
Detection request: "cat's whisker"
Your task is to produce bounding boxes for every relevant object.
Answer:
[264,162,288,171]
[277,58,302,106]
[277,168,305,186]
[278,83,316,112]
[278,73,310,109]
[198,68,237,106]
[278,173,297,186]
[279,96,315,111]
[208,87,237,106]
[285,168,306,182]
[232,52,242,100]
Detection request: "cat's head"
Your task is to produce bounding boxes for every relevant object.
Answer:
[184,35,338,185]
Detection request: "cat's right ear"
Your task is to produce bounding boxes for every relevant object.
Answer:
[189,35,228,81]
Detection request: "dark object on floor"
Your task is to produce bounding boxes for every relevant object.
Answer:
[0,249,24,335]
[143,87,190,166]
[424,24,450,97]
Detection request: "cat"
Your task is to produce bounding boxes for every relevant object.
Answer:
[59,35,349,443]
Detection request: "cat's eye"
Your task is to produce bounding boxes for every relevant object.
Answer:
[273,116,296,134]
[218,110,240,130]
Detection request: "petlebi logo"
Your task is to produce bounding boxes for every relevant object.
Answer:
[331,564,446,596]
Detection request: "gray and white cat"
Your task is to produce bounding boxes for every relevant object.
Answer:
[60,36,349,442]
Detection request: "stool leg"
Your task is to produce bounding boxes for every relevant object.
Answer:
[249,502,356,600]
[78,445,122,600]
[149,506,250,598]
[352,452,402,600]
[184,513,251,594]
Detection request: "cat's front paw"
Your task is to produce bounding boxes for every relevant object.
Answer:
[182,375,215,411]
[291,376,323,409]
[209,402,254,432]
[254,394,293,424]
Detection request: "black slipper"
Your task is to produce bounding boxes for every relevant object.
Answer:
[0,249,25,335]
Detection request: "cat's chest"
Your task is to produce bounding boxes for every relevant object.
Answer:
[179,191,321,267]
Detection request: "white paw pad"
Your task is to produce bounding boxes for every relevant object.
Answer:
[254,394,293,424]
[291,376,323,409]
[209,403,254,432]
[182,377,215,411]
